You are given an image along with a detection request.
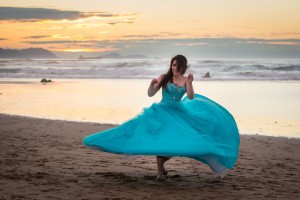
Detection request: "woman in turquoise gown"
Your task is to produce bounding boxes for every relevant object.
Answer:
[83,55,240,181]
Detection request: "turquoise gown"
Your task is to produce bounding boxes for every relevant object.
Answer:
[83,82,240,175]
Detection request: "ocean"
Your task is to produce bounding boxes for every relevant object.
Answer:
[0,58,300,80]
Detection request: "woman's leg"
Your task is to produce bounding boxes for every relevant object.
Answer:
[161,156,171,175]
[156,156,172,180]
[156,156,165,180]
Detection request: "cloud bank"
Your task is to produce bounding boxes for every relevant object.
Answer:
[0,7,137,22]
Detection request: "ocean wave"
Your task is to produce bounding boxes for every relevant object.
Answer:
[273,65,300,71]
[0,59,299,80]
[222,65,241,72]
[0,68,21,73]
[199,60,222,64]
[252,64,267,69]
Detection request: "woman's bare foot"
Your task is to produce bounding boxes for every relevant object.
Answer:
[156,174,167,181]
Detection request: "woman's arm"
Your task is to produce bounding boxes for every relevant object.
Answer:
[185,73,194,99]
[147,74,165,97]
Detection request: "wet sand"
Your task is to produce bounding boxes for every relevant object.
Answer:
[0,114,299,199]
[1,79,299,137]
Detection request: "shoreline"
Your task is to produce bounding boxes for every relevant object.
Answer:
[1,78,299,138]
[0,113,299,199]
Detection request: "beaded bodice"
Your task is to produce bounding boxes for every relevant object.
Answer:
[161,83,186,103]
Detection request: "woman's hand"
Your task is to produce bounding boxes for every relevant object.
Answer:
[151,78,159,86]
[188,73,193,83]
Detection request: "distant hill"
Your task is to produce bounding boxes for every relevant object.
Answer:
[103,53,148,59]
[0,48,58,59]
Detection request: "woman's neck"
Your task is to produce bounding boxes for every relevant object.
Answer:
[173,74,183,80]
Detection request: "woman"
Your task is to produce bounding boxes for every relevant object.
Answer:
[83,55,240,181]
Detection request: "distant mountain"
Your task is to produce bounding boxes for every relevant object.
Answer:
[103,53,148,59]
[0,48,58,58]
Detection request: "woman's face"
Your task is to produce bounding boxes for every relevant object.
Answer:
[172,60,181,76]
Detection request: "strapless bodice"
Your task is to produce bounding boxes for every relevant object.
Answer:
[161,83,186,103]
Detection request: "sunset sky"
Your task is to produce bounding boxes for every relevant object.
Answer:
[1,0,300,58]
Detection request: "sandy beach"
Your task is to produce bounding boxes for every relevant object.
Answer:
[0,113,299,199]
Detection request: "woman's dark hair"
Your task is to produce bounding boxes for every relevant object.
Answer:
[160,55,189,88]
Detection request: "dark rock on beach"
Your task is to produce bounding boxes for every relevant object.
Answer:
[40,79,53,83]
[203,72,211,78]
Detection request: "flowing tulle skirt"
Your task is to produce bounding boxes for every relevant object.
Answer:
[83,94,240,175]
